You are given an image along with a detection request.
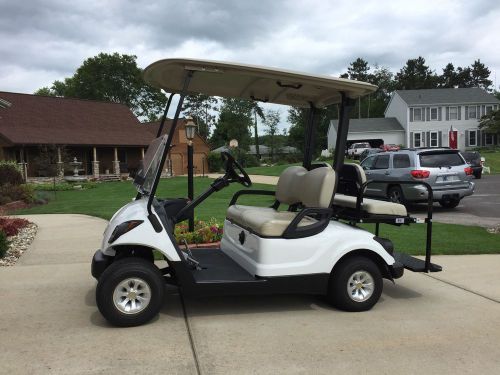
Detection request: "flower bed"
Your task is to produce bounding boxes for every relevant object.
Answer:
[174,218,223,247]
[0,216,38,265]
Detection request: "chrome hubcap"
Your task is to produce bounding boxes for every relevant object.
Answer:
[347,270,374,302]
[113,278,151,314]
[390,190,401,203]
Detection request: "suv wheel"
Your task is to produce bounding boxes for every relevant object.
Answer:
[387,186,405,205]
[439,198,460,209]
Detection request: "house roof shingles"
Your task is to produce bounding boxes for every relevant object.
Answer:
[0,91,155,147]
[333,117,404,133]
[395,88,500,106]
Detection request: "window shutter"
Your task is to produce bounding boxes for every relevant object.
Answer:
[438,131,442,147]
[446,106,450,121]
[465,106,469,120]
[481,130,486,146]
[410,108,414,122]
[426,107,430,121]
[409,132,414,148]
[438,107,442,121]
[426,132,430,147]
[465,130,470,147]
[458,106,461,120]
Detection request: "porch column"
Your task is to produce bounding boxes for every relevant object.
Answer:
[112,147,120,176]
[141,147,145,159]
[92,147,100,178]
[56,146,64,177]
[20,146,28,182]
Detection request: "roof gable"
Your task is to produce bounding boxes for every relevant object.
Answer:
[0,92,154,146]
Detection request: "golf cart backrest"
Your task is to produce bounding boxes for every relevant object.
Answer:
[337,163,367,196]
[276,166,335,208]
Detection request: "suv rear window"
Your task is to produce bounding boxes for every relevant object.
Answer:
[419,152,464,167]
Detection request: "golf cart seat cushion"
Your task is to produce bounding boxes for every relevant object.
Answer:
[226,204,275,223]
[239,209,317,237]
[333,194,407,216]
[337,163,367,195]
[275,166,336,208]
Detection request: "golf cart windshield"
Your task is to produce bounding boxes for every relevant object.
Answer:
[134,135,168,195]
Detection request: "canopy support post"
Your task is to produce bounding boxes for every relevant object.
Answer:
[156,94,175,138]
[303,103,318,170]
[333,93,356,171]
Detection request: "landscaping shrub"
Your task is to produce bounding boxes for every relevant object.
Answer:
[0,184,34,205]
[0,217,30,237]
[0,230,9,258]
[0,161,23,186]
[237,152,259,168]
[175,218,223,244]
[29,182,98,191]
[207,152,223,172]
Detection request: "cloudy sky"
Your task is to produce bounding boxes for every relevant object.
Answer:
[1,0,499,123]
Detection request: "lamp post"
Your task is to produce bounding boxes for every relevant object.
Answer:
[185,116,196,231]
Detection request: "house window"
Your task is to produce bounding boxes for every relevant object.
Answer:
[449,106,458,120]
[430,107,438,120]
[485,105,494,115]
[468,130,477,146]
[468,106,477,119]
[430,131,438,147]
[414,132,422,147]
[485,133,494,146]
[414,108,423,121]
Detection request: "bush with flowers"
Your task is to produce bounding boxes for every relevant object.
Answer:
[174,218,224,245]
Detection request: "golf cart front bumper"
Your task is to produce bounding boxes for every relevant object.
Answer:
[91,250,113,279]
[389,261,404,279]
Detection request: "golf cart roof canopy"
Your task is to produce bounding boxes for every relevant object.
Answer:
[143,58,377,108]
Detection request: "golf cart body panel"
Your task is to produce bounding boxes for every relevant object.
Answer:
[143,58,377,108]
[221,219,394,277]
[101,199,181,262]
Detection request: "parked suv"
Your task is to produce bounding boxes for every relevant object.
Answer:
[347,142,371,159]
[359,148,475,208]
[461,151,483,179]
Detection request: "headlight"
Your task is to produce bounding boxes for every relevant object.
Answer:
[108,220,144,244]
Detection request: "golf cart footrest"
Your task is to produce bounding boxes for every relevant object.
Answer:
[393,252,442,273]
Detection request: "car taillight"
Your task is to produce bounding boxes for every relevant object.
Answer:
[464,167,473,175]
[411,170,430,179]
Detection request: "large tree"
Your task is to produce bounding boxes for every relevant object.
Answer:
[34,52,167,121]
[182,94,219,140]
[395,56,439,90]
[470,59,492,91]
[263,109,281,159]
[479,109,500,136]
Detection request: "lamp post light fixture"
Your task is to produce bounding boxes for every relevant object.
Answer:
[185,116,196,231]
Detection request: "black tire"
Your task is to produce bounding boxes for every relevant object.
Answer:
[439,198,460,209]
[387,185,405,205]
[327,256,383,312]
[96,257,165,327]
[474,170,482,179]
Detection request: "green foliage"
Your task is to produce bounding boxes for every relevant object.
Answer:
[395,56,439,90]
[0,162,23,186]
[174,218,223,244]
[263,109,281,159]
[207,152,224,173]
[0,230,9,258]
[0,184,34,205]
[439,60,492,90]
[34,52,167,121]
[29,182,98,191]
[182,94,219,139]
[236,152,259,168]
[479,110,500,135]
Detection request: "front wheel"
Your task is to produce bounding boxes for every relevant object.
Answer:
[327,256,383,312]
[96,257,165,327]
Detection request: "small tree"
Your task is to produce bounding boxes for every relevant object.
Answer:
[479,109,500,136]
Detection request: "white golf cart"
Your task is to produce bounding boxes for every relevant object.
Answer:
[91,59,441,327]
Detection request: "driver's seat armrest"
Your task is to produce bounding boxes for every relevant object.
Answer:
[282,207,332,239]
[229,189,276,206]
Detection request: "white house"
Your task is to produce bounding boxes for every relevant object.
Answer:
[327,88,499,151]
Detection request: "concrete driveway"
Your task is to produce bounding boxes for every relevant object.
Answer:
[1,214,500,374]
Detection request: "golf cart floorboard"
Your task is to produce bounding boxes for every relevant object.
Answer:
[189,248,258,283]
[393,252,442,273]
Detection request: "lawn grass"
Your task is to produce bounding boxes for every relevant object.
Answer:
[16,177,499,255]
[481,149,500,174]
[244,158,358,176]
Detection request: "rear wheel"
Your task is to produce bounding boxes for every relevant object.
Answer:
[96,257,165,327]
[327,256,383,312]
[387,185,405,205]
[439,198,460,208]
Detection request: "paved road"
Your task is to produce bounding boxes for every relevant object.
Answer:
[1,214,500,374]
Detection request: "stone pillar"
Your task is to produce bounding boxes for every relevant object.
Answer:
[92,147,100,179]
[56,146,64,178]
[113,147,120,176]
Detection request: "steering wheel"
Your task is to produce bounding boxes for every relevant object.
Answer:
[221,152,252,187]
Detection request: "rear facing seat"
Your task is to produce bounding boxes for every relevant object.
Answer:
[333,163,407,217]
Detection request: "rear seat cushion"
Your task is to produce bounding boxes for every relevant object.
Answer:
[333,194,407,216]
